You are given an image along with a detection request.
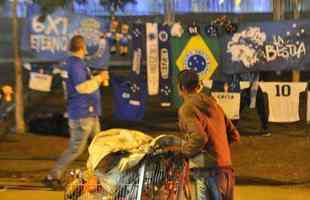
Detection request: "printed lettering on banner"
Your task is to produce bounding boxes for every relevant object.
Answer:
[211,92,241,120]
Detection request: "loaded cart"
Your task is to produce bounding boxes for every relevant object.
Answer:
[64,129,190,200]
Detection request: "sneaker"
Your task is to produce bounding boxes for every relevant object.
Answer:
[262,132,272,137]
[42,177,63,190]
[261,129,272,137]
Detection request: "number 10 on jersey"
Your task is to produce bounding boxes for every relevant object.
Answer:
[276,84,291,97]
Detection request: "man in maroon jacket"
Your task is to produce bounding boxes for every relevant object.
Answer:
[163,69,240,200]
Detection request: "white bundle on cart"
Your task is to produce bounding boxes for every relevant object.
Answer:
[64,129,187,200]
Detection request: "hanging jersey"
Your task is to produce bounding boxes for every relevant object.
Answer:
[28,64,54,92]
[240,81,250,90]
[111,74,147,122]
[211,92,241,120]
[259,82,307,122]
[29,72,53,92]
[203,80,213,89]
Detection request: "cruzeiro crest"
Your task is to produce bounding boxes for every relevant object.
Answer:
[185,50,210,75]
[159,30,169,42]
[176,35,218,81]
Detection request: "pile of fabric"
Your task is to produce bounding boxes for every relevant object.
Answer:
[65,129,187,200]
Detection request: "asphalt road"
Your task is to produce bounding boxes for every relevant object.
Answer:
[0,190,63,200]
[1,186,310,200]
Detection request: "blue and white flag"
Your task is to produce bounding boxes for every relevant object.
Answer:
[221,19,310,73]
[21,8,110,69]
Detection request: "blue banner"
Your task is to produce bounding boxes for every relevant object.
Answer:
[22,8,110,69]
[221,19,310,73]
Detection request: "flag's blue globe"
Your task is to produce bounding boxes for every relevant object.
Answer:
[187,54,208,73]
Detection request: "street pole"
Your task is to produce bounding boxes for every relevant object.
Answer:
[164,0,175,25]
[12,0,26,135]
[292,0,301,82]
[273,0,285,21]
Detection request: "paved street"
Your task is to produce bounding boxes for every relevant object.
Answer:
[0,129,310,200]
[1,185,310,200]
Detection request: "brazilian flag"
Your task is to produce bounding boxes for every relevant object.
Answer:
[170,30,221,108]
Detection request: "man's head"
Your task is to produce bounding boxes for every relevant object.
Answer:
[69,35,87,58]
[177,69,201,97]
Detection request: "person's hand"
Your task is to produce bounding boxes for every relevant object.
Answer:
[163,146,179,152]
[154,146,178,155]
[99,71,109,82]
[2,85,13,102]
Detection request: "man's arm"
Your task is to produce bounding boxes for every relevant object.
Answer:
[165,105,207,158]
[225,115,240,143]
[70,64,108,94]
[214,100,240,144]
[75,75,103,94]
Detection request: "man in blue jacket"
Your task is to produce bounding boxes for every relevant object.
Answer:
[43,35,109,188]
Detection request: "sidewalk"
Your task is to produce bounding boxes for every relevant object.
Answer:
[0,132,310,199]
[1,185,310,200]
[1,131,310,184]
[0,190,63,200]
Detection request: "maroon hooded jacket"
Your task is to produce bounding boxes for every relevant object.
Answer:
[176,93,240,168]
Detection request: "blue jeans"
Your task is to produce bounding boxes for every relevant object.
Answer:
[196,168,235,200]
[207,176,221,200]
[196,176,220,200]
[49,117,100,179]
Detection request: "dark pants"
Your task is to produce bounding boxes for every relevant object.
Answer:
[238,87,269,130]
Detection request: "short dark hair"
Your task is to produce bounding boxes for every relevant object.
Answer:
[177,69,200,92]
[69,35,85,52]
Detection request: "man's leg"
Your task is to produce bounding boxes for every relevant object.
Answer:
[91,117,101,138]
[48,117,96,180]
[206,175,220,200]
[256,88,270,136]
[233,88,251,127]
[216,168,235,200]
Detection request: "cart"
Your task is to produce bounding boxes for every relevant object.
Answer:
[64,153,189,200]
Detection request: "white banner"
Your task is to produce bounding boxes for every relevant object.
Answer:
[212,92,241,120]
[29,72,53,92]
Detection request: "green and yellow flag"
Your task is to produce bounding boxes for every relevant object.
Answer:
[171,31,221,108]
[176,35,218,81]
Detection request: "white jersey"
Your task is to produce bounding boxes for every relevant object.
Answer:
[202,80,213,89]
[211,92,241,120]
[240,81,250,90]
[259,82,307,122]
[29,72,53,92]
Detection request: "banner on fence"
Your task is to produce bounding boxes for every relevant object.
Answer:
[22,8,110,69]
[221,19,310,73]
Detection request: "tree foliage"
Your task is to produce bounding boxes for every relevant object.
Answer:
[100,0,136,13]
[33,0,69,13]
[0,0,71,14]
